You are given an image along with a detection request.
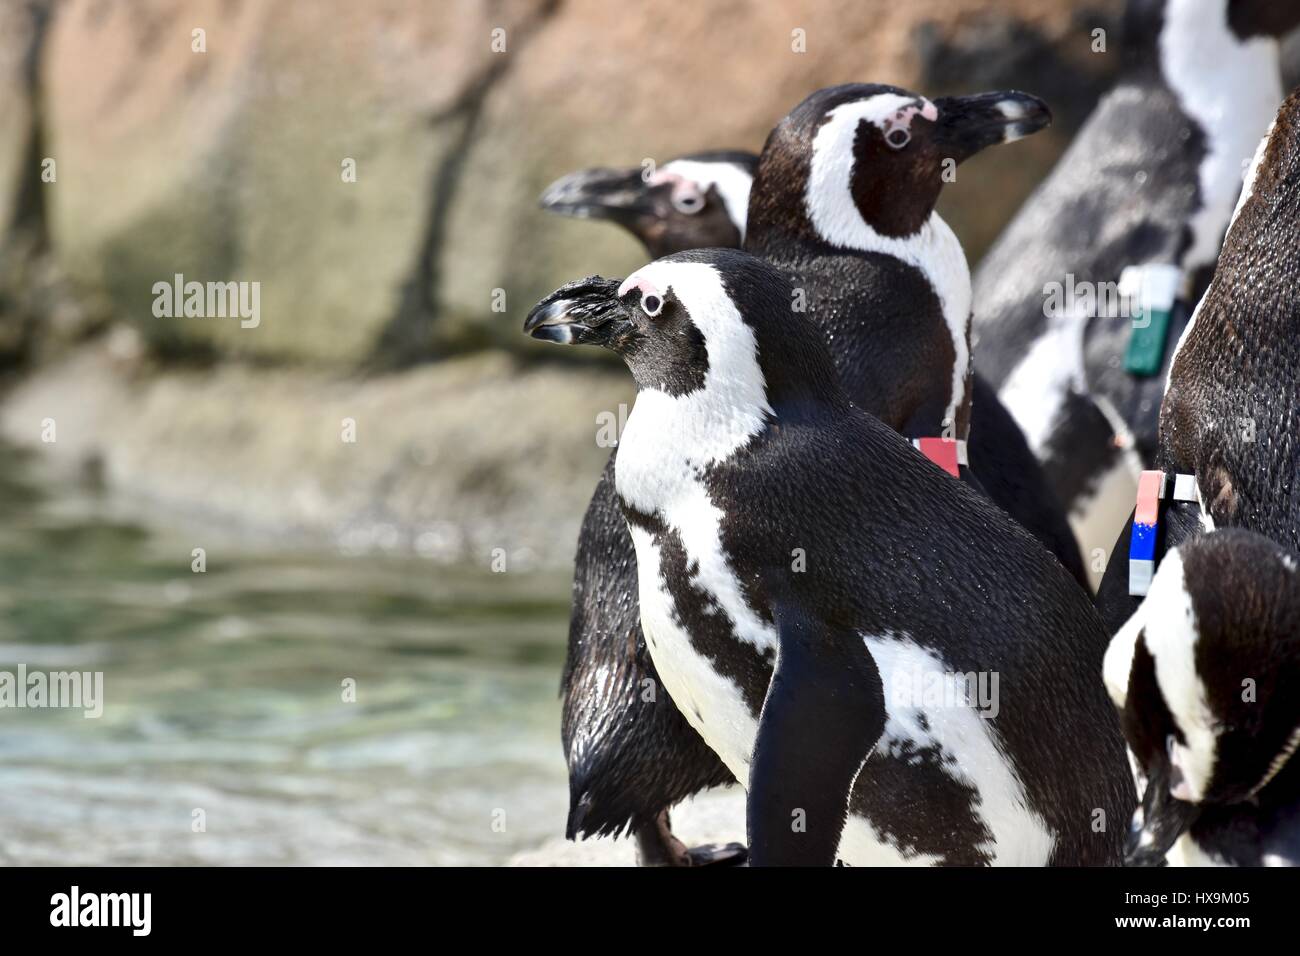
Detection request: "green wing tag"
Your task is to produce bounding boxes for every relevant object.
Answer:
[1121,264,1182,377]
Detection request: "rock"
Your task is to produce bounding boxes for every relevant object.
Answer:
[0,337,632,567]
[39,0,467,362]
[0,1,41,241]
[28,0,1116,367]
[0,0,48,367]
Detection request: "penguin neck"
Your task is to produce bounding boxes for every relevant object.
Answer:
[1155,0,1282,273]
[614,357,774,521]
[785,209,974,442]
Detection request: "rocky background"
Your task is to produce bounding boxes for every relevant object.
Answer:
[0,0,1202,565]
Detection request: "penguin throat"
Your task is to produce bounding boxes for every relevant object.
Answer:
[614,337,773,521]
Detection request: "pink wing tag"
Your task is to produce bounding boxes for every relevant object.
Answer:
[914,437,960,478]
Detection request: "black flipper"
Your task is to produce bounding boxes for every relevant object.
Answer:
[747,598,885,866]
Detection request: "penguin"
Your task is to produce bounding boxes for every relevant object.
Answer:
[545,135,1086,582]
[540,151,756,257]
[536,89,1084,864]
[973,0,1300,570]
[542,155,758,866]
[1094,86,1300,635]
[745,84,1085,582]
[1103,529,1300,866]
[524,248,1134,866]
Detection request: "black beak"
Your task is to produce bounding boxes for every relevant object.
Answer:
[1125,761,1201,866]
[524,275,630,346]
[539,167,656,225]
[933,91,1051,163]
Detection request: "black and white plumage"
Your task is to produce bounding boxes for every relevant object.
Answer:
[541,152,760,864]
[1093,86,1300,869]
[1096,85,1300,634]
[974,0,1300,563]
[537,89,1084,862]
[1104,529,1300,866]
[745,84,1084,586]
[526,249,1133,866]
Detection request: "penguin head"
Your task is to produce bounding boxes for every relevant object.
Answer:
[538,152,756,257]
[525,248,842,406]
[1103,529,1300,865]
[747,83,1050,245]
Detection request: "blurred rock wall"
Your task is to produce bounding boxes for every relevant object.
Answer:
[0,0,1147,560]
[1,0,1125,369]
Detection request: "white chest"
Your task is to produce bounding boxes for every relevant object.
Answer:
[629,526,763,785]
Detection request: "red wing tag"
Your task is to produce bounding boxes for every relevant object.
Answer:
[1134,470,1165,528]
[914,437,960,478]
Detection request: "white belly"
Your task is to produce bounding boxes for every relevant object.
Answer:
[630,527,761,783]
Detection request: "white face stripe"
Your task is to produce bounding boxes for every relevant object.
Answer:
[805,96,937,250]
[660,160,754,240]
[804,96,972,432]
[1159,0,1282,274]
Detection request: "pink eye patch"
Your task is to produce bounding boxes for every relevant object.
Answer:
[646,170,705,209]
[883,99,938,137]
[618,275,661,300]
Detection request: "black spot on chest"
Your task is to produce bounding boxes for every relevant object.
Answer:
[848,738,994,866]
[623,507,774,715]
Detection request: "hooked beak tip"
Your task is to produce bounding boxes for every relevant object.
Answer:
[994,93,1051,142]
[524,276,625,346]
[523,298,580,341]
[537,167,648,221]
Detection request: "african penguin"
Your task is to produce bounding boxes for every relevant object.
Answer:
[1104,529,1300,866]
[540,152,761,866]
[1094,86,1300,635]
[745,84,1086,584]
[540,151,756,257]
[974,0,1300,577]
[525,248,1134,866]
[536,93,1084,864]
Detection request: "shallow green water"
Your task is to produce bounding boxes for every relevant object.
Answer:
[0,446,573,865]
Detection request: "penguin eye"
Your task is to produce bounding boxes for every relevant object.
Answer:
[885,128,911,150]
[672,192,704,215]
[641,293,664,317]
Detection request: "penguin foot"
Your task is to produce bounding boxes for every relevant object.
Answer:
[635,810,748,867]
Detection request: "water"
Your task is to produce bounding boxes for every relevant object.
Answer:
[0,445,573,865]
